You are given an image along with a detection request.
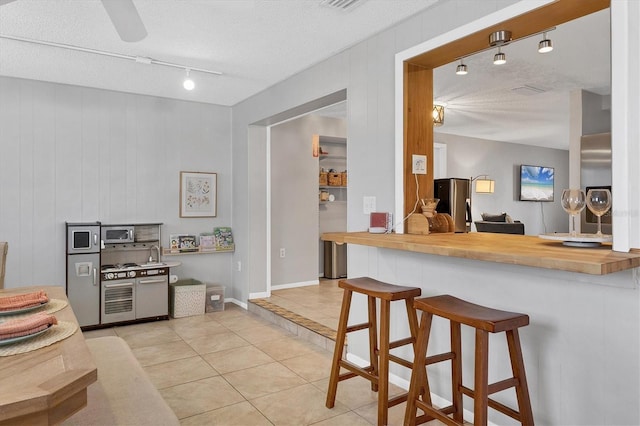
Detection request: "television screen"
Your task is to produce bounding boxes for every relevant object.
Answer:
[519,165,554,202]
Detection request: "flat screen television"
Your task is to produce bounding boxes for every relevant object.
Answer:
[519,165,554,202]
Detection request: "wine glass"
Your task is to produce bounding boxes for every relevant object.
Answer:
[586,189,612,236]
[561,189,586,237]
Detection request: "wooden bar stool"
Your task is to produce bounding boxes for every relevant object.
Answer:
[404,295,534,426]
[326,277,422,426]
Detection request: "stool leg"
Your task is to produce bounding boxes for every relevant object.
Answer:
[451,321,463,423]
[474,329,489,426]
[506,329,534,425]
[326,289,352,409]
[404,311,432,426]
[378,299,391,426]
[368,295,379,392]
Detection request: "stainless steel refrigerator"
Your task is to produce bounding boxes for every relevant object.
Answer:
[434,178,471,233]
[66,222,101,327]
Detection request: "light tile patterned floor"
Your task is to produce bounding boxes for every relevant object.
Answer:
[83,279,442,425]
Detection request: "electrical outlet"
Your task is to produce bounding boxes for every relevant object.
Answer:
[412,154,427,174]
[279,248,286,258]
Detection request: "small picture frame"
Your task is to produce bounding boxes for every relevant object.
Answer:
[180,171,217,217]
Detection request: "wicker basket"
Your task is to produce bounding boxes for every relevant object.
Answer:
[328,173,342,186]
[341,172,347,186]
[319,172,328,186]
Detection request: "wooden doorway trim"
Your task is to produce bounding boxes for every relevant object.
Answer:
[401,0,610,220]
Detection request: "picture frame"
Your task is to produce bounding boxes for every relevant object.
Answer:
[180,171,217,217]
[519,165,554,202]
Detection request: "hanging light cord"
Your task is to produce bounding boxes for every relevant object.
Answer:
[0,34,223,76]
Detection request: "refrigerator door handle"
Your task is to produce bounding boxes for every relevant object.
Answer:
[93,267,98,286]
[93,233,98,246]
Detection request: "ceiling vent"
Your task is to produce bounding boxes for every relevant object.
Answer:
[511,85,547,96]
[320,0,366,11]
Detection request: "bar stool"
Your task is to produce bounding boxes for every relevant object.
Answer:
[404,295,534,426]
[326,277,422,426]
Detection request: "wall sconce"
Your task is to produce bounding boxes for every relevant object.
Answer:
[474,176,495,193]
[433,104,444,126]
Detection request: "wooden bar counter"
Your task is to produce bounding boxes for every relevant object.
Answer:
[0,286,97,425]
[321,232,640,275]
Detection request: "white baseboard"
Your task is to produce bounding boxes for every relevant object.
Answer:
[345,352,495,426]
[228,298,248,309]
[248,291,269,299]
[271,279,319,290]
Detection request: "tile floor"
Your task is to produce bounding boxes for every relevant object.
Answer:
[84,279,439,425]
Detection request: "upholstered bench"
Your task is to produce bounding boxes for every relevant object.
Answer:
[63,336,180,426]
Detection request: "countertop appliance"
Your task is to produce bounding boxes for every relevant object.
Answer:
[434,178,471,233]
[101,225,135,244]
[66,222,101,327]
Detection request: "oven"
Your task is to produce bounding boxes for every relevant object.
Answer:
[101,267,137,324]
[135,268,169,319]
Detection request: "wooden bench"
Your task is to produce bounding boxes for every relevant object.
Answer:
[63,336,180,425]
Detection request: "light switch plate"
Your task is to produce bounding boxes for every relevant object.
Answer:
[363,196,376,214]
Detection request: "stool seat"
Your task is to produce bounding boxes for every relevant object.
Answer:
[340,277,422,301]
[327,277,421,426]
[414,295,529,333]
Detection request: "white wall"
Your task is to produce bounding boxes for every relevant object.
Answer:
[435,132,569,235]
[0,77,232,289]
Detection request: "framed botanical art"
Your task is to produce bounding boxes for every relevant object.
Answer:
[180,171,217,217]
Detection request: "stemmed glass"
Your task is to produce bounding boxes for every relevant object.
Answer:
[586,189,612,236]
[561,189,586,237]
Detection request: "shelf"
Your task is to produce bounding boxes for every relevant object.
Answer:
[320,154,347,160]
[319,185,346,189]
[163,246,235,255]
[319,136,346,145]
[319,201,347,205]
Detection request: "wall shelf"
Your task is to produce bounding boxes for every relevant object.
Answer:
[162,246,234,256]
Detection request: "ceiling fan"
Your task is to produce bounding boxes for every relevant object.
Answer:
[0,0,147,42]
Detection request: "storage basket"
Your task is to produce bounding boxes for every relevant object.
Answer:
[328,173,342,186]
[205,285,225,313]
[341,172,347,186]
[319,172,328,186]
[169,279,206,318]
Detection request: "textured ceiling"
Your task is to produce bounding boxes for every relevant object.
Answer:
[0,0,439,106]
[433,8,611,149]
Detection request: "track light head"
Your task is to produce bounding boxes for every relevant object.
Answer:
[455,59,468,75]
[183,69,195,91]
[493,48,506,65]
[538,32,553,53]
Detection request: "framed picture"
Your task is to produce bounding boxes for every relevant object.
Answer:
[519,165,554,202]
[180,171,217,217]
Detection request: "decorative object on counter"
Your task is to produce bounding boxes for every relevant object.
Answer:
[538,232,612,247]
[369,212,393,233]
[561,189,586,236]
[213,227,234,251]
[586,188,612,236]
[407,198,454,234]
[180,171,217,217]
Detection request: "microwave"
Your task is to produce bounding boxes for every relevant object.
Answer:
[67,223,100,254]
[101,225,135,244]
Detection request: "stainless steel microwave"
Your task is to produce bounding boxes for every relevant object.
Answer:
[67,223,100,254]
[101,225,135,244]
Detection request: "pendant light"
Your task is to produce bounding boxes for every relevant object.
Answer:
[538,32,553,53]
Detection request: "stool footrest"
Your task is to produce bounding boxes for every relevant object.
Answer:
[415,400,457,426]
[346,322,371,333]
[389,336,414,350]
[460,385,522,421]
[425,351,455,366]
[338,360,378,385]
[388,392,409,408]
[388,353,413,369]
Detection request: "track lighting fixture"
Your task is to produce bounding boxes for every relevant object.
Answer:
[493,47,506,65]
[452,27,555,75]
[538,32,553,53]
[183,69,195,91]
[455,59,468,75]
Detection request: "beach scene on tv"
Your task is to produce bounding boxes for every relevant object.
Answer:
[520,166,554,201]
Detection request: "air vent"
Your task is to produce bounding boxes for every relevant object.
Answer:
[320,0,366,11]
[511,85,547,96]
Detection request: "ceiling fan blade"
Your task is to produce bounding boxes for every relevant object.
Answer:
[101,0,147,42]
